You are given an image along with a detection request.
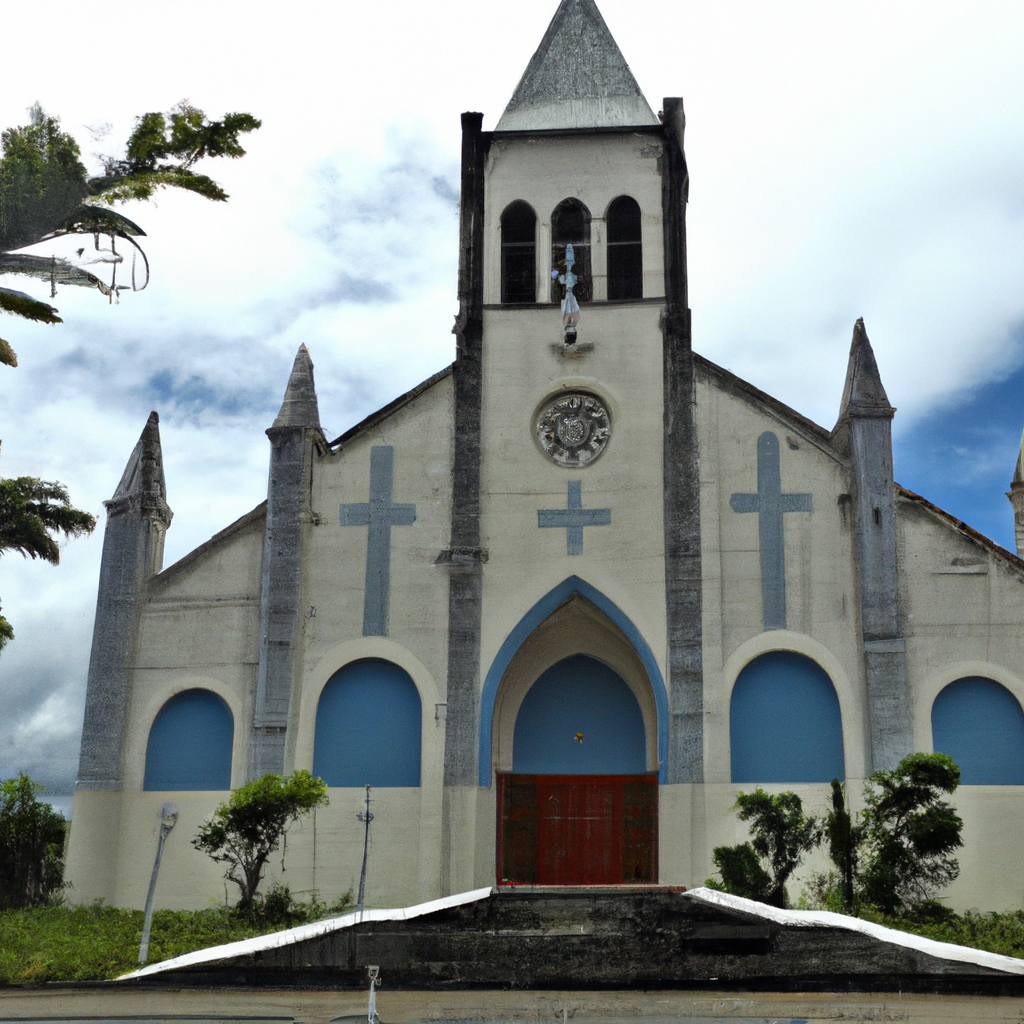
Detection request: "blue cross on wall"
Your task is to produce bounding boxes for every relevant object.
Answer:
[538,480,611,555]
[340,446,416,636]
[730,431,812,631]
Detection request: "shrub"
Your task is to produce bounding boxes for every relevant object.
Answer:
[0,774,67,909]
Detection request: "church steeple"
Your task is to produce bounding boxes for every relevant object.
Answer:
[836,317,895,422]
[77,411,173,798]
[833,319,912,772]
[253,345,324,778]
[272,343,320,429]
[495,0,658,131]
[1006,427,1024,556]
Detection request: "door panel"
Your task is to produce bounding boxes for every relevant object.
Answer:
[498,773,658,885]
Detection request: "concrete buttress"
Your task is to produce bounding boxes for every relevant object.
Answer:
[252,345,323,777]
[834,319,912,771]
[78,412,173,791]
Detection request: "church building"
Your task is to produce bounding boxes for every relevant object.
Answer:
[67,0,1024,913]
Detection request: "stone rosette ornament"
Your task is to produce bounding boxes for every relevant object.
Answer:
[535,392,611,467]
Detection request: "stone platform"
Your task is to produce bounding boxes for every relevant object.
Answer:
[114,887,1024,996]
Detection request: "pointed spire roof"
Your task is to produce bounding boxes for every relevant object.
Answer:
[272,344,320,429]
[837,318,895,422]
[1012,427,1024,488]
[111,411,172,524]
[496,0,658,131]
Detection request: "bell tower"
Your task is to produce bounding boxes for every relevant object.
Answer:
[442,0,702,892]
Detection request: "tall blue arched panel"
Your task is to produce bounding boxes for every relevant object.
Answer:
[144,689,233,791]
[932,677,1024,785]
[313,659,421,787]
[513,654,646,774]
[730,651,845,783]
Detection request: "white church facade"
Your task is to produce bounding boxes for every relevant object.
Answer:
[67,0,1024,913]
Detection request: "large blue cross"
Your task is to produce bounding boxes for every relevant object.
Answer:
[538,480,610,556]
[729,431,812,631]
[340,445,416,636]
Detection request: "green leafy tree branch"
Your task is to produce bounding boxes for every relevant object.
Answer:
[0,773,68,909]
[193,771,328,915]
[0,101,260,365]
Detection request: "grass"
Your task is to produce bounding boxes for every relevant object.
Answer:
[0,904,267,984]
[4,897,1023,985]
[866,908,1024,960]
[0,885,353,984]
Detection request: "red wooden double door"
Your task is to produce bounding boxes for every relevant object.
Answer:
[497,773,658,885]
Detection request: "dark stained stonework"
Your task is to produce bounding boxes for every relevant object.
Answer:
[442,113,490,790]
[78,412,173,790]
[252,347,325,778]
[833,319,912,772]
[660,97,703,784]
[128,890,1024,995]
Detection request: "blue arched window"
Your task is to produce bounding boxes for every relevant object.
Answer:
[932,677,1024,785]
[513,654,646,774]
[313,659,421,787]
[730,651,845,783]
[144,689,233,791]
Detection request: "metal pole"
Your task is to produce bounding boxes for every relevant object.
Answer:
[366,964,380,1024]
[138,802,178,964]
[356,785,373,913]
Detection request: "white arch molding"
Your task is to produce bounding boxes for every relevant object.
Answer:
[914,659,1024,754]
[491,594,660,775]
[720,630,866,782]
[294,637,442,786]
[124,674,243,791]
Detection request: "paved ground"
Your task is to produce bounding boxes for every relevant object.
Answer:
[3,986,1024,1023]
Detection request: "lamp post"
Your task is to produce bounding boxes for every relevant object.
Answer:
[356,785,373,913]
[138,801,178,964]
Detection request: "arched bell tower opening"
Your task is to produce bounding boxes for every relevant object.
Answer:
[488,586,662,886]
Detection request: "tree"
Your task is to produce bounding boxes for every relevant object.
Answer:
[709,789,820,908]
[193,771,328,914]
[0,773,67,909]
[708,841,772,903]
[0,100,257,641]
[0,474,95,652]
[0,101,260,365]
[859,752,963,917]
[823,778,863,913]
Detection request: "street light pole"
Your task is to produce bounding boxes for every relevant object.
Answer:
[356,785,373,913]
[138,802,178,964]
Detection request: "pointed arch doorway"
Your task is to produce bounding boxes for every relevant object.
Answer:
[487,582,663,886]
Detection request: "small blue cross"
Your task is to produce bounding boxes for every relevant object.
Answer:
[538,480,611,556]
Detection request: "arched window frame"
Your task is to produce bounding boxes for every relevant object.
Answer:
[500,200,537,304]
[729,650,846,783]
[931,676,1024,785]
[550,198,592,304]
[511,654,647,774]
[312,658,423,787]
[605,195,643,300]
[143,687,235,792]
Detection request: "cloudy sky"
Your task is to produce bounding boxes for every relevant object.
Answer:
[2,1,1024,805]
